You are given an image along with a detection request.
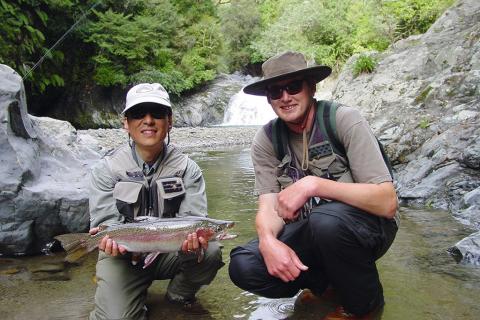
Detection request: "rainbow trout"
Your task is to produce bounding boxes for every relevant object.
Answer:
[54,216,235,267]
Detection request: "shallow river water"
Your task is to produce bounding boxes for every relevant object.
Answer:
[1,146,479,320]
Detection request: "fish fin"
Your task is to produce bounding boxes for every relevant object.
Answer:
[197,248,205,263]
[98,224,109,232]
[216,233,238,241]
[54,233,97,263]
[143,252,161,269]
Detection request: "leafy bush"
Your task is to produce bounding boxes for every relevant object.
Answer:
[84,1,222,95]
[382,0,454,40]
[249,0,453,72]
[0,0,76,94]
[219,0,262,72]
[352,54,377,77]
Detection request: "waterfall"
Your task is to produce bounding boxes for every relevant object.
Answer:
[222,90,276,126]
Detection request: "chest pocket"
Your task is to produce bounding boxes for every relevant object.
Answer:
[276,154,302,190]
[113,181,144,222]
[308,141,352,182]
[156,177,186,218]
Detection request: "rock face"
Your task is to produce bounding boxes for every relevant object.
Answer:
[333,0,479,264]
[0,65,100,255]
[174,73,255,127]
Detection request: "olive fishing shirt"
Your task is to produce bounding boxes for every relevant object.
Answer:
[252,105,393,193]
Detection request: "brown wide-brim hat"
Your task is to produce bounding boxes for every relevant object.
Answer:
[243,51,332,96]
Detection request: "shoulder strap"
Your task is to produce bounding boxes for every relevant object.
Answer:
[317,100,394,179]
[270,118,289,161]
[316,100,346,158]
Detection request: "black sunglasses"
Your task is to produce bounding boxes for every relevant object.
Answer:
[266,79,305,100]
[126,107,169,120]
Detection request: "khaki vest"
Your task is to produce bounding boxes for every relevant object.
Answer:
[105,144,188,220]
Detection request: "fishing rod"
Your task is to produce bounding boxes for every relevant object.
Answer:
[22,0,103,81]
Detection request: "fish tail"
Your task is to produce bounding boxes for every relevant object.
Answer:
[54,233,98,263]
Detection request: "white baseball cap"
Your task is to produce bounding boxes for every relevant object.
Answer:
[122,83,172,114]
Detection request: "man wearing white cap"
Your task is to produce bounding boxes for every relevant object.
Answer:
[229,52,398,319]
[88,83,223,319]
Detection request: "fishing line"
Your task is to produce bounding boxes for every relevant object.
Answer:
[22,0,103,80]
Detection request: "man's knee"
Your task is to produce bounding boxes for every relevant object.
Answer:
[228,251,253,290]
[202,241,223,266]
[229,250,301,298]
[229,246,271,293]
[308,211,347,245]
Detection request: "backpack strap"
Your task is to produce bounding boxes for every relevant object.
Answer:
[316,100,346,158]
[318,100,394,179]
[267,118,289,161]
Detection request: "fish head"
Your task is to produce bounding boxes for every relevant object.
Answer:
[196,218,235,240]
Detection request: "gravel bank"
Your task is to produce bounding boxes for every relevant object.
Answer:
[78,126,260,154]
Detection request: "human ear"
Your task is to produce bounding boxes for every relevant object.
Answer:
[123,118,129,131]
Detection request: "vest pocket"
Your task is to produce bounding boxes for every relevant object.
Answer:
[113,181,144,221]
[308,153,337,177]
[156,177,186,218]
[276,154,298,188]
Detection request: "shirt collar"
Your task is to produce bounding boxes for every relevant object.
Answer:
[130,142,166,176]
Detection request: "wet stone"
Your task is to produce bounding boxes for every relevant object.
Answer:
[31,271,70,281]
[0,267,22,275]
[29,262,66,273]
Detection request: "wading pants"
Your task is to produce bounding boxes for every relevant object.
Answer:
[229,202,397,316]
[89,242,224,320]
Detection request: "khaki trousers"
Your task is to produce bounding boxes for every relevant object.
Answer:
[89,242,223,320]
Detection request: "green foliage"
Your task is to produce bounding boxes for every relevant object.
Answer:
[383,0,455,40]
[353,54,377,77]
[219,0,262,71]
[415,86,433,104]
[250,0,392,69]
[0,0,76,93]
[419,118,431,129]
[84,7,177,86]
[84,0,222,94]
[250,0,453,71]
[250,0,320,63]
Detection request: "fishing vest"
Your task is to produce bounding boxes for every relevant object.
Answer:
[264,100,393,219]
[105,143,188,222]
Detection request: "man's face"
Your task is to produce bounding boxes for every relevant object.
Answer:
[124,104,172,154]
[266,78,315,125]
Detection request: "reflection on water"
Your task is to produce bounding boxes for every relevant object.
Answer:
[1,146,480,319]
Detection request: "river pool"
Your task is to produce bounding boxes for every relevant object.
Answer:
[1,146,479,320]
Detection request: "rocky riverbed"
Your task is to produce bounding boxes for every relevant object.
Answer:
[78,126,259,155]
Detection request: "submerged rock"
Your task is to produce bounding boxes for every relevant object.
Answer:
[449,231,480,265]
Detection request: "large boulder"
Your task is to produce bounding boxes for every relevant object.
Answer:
[333,0,479,264]
[0,65,102,255]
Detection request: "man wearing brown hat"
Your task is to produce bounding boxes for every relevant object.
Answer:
[88,83,224,319]
[228,52,398,319]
